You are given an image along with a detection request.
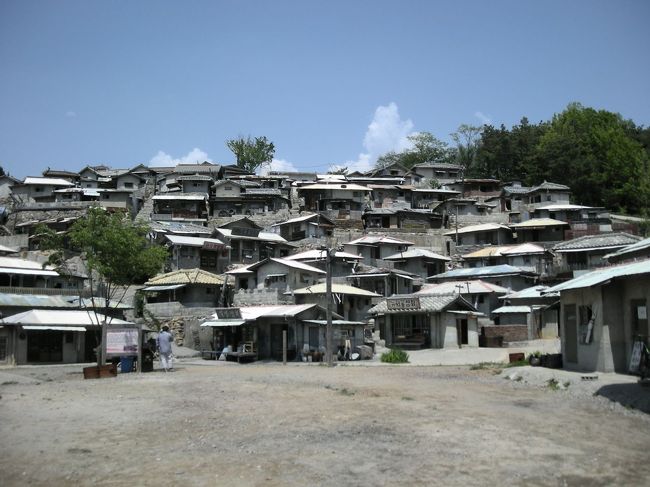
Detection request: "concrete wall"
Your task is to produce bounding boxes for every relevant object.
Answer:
[256,261,323,291]
[182,180,210,194]
[215,184,242,198]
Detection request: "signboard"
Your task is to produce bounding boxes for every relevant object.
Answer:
[629,341,643,374]
[215,308,242,319]
[387,297,421,311]
[202,241,223,251]
[106,328,140,356]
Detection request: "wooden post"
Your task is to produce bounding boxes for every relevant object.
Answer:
[282,329,287,365]
[326,248,333,367]
[136,327,142,373]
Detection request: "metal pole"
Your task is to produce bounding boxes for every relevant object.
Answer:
[326,248,333,366]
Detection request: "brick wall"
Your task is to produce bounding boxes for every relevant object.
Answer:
[482,324,528,343]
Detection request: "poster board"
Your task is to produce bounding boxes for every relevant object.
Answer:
[106,328,140,356]
[629,341,643,374]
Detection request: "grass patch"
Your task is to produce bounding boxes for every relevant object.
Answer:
[380,348,409,364]
[339,388,355,396]
[547,378,560,390]
[1,381,18,386]
[401,396,414,401]
[505,359,529,368]
[470,362,501,370]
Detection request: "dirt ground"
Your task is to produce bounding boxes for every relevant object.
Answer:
[1,360,650,487]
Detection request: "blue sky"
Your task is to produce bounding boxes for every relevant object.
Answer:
[1,0,649,179]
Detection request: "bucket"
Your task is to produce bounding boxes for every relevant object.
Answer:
[120,356,134,373]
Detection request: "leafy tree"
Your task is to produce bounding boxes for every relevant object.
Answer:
[532,103,650,213]
[450,124,483,176]
[226,135,275,174]
[475,118,548,181]
[41,207,168,364]
[376,132,455,170]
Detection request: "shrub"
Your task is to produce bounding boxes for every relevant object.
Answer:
[381,348,409,364]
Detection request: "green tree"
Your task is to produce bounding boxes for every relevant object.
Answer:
[41,207,168,363]
[475,118,548,181]
[450,124,483,176]
[226,135,275,174]
[532,103,650,213]
[376,132,455,170]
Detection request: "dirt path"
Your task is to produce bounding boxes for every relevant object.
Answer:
[1,362,649,486]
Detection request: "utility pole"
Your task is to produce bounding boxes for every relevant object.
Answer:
[325,247,334,366]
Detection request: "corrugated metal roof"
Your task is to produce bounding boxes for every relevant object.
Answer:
[216,228,287,243]
[284,249,362,261]
[239,304,317,320]
[290,283,381,297]
[22,177,75,186]
[346,235,414,246]
[0,293,77,308]
[509,218,569,228]
[491,305,532,314]
[553,232,641,252]
[266,258,326,274]
[165,235,225,247]
[2,309,133,326]
[415,280,509,295]
[429,264,535,280]
[443,223,510,236]
[152,194,207,200]
[383,248,451,261]
[299,183,371,191]
[145,268,224,286]
[501,285,558,300]
[546,259,650,292]
[604,237,650,260]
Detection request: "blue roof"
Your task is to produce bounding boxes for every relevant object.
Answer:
[428,264,535,281]
[546,259,650,292]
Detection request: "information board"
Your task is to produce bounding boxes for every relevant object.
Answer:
[106,328,140,356]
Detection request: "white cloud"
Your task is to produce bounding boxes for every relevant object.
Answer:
[258,158,298,175]
[345,102,415,173]
[65,111,77,118]
[149,147,211,166]
[474,111,492,125]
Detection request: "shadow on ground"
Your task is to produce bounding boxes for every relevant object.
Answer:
[595,382,650,414]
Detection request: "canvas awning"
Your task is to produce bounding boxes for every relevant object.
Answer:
[22,325,87,331]
[200,320,246,327]
[141,284,186,291]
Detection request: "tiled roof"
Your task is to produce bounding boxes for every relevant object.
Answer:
[604,237,650,261]
[368,293,474,315]
[145,268,224,286]
[553,232,641,252]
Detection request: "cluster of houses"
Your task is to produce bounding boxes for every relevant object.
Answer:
[0,159,648,374]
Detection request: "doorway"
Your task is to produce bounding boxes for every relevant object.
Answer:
[27,331,63,362]
[564,304,578,363]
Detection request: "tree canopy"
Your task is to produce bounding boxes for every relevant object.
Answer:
[226,135,275,174]
[376,132,455,170]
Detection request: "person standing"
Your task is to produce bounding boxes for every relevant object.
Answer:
[157,325,174,372]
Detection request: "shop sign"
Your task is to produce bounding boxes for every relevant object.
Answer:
[387,297,421,311]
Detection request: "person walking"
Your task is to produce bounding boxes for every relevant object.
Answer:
[157,325,174,372]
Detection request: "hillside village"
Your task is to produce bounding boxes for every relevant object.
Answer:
[0,160,648,374]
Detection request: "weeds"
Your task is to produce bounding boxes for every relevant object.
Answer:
[401,396,414,401]
[381,348,409,364]
[547,378,560,390]
[1,381,18,386]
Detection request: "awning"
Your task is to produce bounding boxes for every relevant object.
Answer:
[22,325,87,332]
[200,320,246,327]
[265,273,287,278]
[141,284,186,291]
[0,267,59,277]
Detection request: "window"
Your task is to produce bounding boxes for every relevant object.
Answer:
[224,186,233,191]
[352,191,360,197]
[35,187,44,192]
[124,182,134,189]
[0,336,6,361]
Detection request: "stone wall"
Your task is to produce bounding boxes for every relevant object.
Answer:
[233,288,293,306]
